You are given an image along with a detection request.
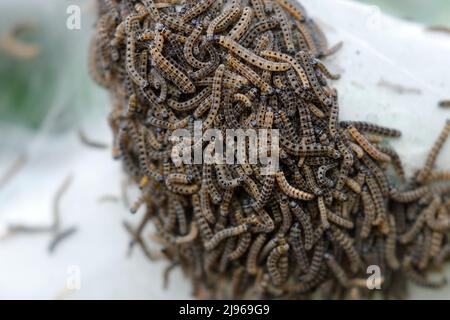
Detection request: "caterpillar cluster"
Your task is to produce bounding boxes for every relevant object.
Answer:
[90,0,450,299]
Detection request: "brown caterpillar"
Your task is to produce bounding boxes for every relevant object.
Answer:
[150,46,196,93]
[260,50,309,88]
[240,18,279,47]
[347,125,391,162]
[246,234,268,275]
[390,186,430,203]
[229,7,254,41]
[267,243,289,286]
[206,224,251,252]
[219,36,291,72]
[227,55,274,94]
[273,2,295,53]
[180,0,215,23]
[203,64,225,129]
[324,253,350,288]
[416,121,450,183]
[290,202,314,251]
[329,226,363,273]
[274,0,304,22]
[207,0,242,37]
[340,121,402,138]
[327,209,354,229]
[276,171,315,201]
[184,25,209,69]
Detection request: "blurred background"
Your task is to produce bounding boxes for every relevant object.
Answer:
[0,0,449,299]
[0,0,192,299]
[358,0,450,27]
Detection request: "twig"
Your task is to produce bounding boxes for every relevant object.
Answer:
[377,78,421,95]
[52,175,73,231]
[97,194,120,203]
[48,226,78,253]
[439,100,450,108]
[426,25,450,35]
[163,262,179,289]
[78,129,108,149]
[0,153,26,191]
[123,215,162,261]
[4,174,79,255]
[121,178,131,208]
[7,224,53,235]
